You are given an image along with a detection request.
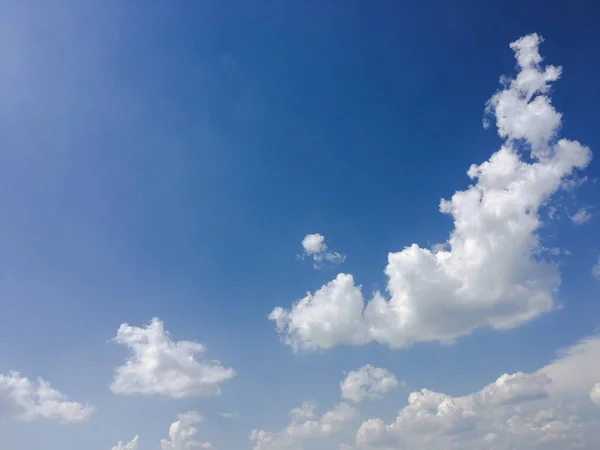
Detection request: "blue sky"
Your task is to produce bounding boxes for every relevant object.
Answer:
[1,1,600,449]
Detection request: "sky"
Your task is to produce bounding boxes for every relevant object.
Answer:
[1,1,600,449]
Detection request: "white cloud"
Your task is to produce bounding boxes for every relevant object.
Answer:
[571,208,592,225]
[591,384,600,405]
[112,436,139,450]
[217,411,237,419]
[111,318,235,398]
[250,401,359,450]
[354,335,600,449]
[0,372,94,423]
[341,365,400,403]
[270,33,592,351]
[592,255,600,279]
[161,412,213,450]
[300,233,345,269]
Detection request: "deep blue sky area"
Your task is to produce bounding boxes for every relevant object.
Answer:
[0,1,599,449]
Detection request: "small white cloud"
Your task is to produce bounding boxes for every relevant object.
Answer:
[161,411,212,450]
[300,233,345,269]
[570,208,592,225]
[590,383,600,405]
[111,318,235,398]
[217,411,237,419]
[112,436,139,450]
[251,401,358,450]
[341,365,400,403]
[0,372,94,423]
[592,255,600,279]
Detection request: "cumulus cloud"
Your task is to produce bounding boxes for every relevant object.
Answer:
[571,208,592,225]
[111,318,235,398]
[250,401,359,450]
[161,412,213,450]
[270,33,592,351]
[341,365,400,403]
[0,372,94,423]
[354,335,600,449]
[112,436,139,450]
[300,233,345,269]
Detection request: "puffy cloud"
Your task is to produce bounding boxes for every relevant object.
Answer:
[571,208,592,225]
[341,365,400,403]
[271,33,592,351]
[300,233,345,269]
[354,335,600,450]
[111,318,235,398]
[161,412,213,450]
[592,255,600,279]
[590,384,600,405]
[112,436,139,450]
[0,372,94,423]
[250,401,359,450]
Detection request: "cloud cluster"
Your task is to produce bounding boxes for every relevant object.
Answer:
[299,233,346,269]
[341,365,400,404]
[270,33,592,351]
[250,401,359,450]
[111,318,235,398]
[354,336,600,450]
[0,372,94,423]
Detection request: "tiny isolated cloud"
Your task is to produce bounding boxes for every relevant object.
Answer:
[0,372,94,423]
[570,208,592,225]
[271,33,593,352]
[110,318,235,398]
[218,411,237,419]
[112,435,139,450]
[341,365,401,403]
[299,233,345,269]
[592,255,600,279]
[590,383,600,405]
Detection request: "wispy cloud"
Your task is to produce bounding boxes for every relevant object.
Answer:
[571,207,592,225]
[592,255,600,279]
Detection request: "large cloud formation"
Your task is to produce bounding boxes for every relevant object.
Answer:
[270,33,592,351]
[0,372,94,422]
[111,318,235,398]
[354,335,600,450]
